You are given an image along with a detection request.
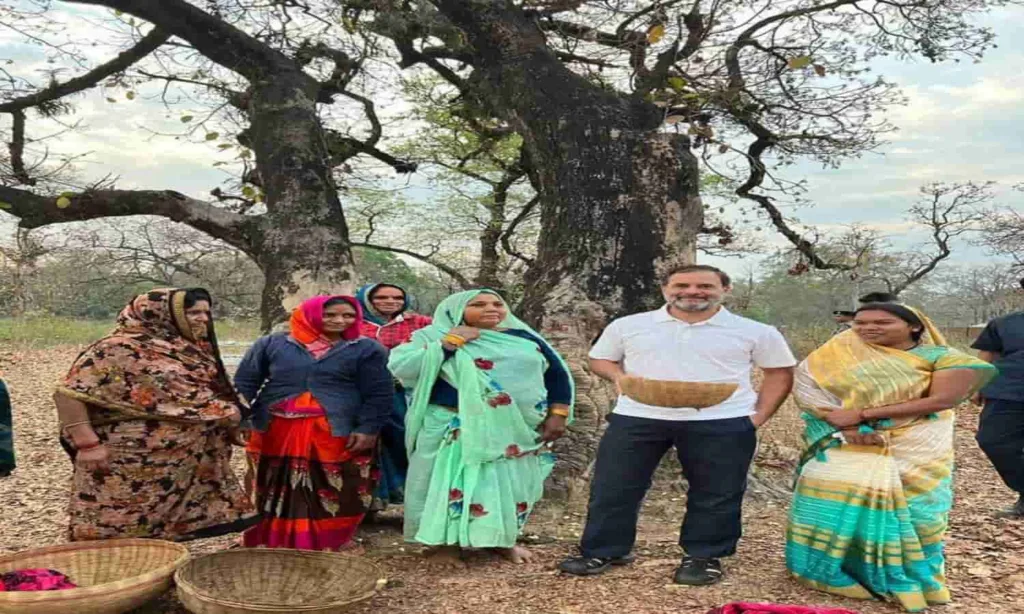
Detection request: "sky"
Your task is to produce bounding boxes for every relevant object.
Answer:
[704,6,1024,277]
[1,2,1022,283]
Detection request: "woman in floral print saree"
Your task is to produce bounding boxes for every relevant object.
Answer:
[54,288,257,541]
[389,289,575,564]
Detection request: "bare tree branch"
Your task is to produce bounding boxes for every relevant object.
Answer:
[1,27,170,185]
[890,181,990,293]
[65,0,315,86]
[351,241,472,288]
[0,185,258,254]
[7,109,33,186]
[500,195,538,266]
[325,129,417,173]
[0,28,170,113]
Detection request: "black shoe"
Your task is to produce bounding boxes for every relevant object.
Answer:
[995,495,1024,519]
[558,554,635,576]
[673,556,723,586]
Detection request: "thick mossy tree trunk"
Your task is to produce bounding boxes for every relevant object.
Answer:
[60,0,360,331]
[246,77,358,329]
[431,0,704,501]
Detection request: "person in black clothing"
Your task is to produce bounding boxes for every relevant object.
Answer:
[0,379,13,478]
[972,281,1024,517]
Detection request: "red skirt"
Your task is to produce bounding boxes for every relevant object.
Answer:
[243,415,377,551]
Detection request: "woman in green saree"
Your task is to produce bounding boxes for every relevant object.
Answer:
[389,290,574,564]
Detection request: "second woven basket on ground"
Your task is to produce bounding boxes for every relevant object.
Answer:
[175,548,383,614]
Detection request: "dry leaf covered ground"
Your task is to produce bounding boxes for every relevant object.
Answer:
[2,346,1022,614]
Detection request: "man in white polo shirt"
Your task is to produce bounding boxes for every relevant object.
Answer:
[559,264,796,585]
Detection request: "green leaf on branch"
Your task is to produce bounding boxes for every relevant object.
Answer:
[180,115,194,123]
[787,56,813,69]
[205,132,219,141]
[126,91,136,100]
[647,24,665,44]
[667,76,688,92]
[0,202,10,210]
[241,186,256,198]
[106,97,117,103]
[217,143,233,150]
[55,196,71,209]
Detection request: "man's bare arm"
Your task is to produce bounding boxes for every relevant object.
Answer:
[751,367,795,427]
[590,358,626,392]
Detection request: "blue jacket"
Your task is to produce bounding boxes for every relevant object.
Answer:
[233,333,393,437]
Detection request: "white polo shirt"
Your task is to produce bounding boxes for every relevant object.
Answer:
[589,306,796,421]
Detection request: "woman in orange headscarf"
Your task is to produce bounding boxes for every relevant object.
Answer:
[234,295,393,550]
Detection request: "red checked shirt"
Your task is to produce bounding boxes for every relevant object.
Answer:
[359,312,433,350]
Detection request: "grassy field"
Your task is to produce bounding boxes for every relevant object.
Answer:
[0,316,261,347]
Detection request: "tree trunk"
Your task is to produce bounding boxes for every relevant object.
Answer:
[246,77,358,329]
[430,0,704,502]
[475,176,511,290]
[522,129,701,502]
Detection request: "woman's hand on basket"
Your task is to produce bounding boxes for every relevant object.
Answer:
[538,414,568,443]
[76,443,111,474]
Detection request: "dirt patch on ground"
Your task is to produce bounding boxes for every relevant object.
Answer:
[2,347,1022,613]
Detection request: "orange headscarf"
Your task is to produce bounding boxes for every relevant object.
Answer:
[278,295,363,413]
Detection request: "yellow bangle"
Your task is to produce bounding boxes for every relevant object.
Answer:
[442,335,466,348]
[548,407,570,418]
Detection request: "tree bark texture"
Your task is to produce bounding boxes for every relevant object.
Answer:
[246,77,358,329]
[20,0,360,329]
[430,0,704,501]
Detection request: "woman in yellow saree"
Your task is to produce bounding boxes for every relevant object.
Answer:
[786,302,995,612]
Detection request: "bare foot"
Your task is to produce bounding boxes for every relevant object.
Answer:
[424,545,467,569]
[498,545,533,564]
[337,541,366,556]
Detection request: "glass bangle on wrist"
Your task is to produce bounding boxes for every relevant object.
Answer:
[548,407,570,418]
[442,334,467,348]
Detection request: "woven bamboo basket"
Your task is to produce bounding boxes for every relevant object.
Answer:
[175,549,384,614]
[0,539,189,614]
[619,376,738,409]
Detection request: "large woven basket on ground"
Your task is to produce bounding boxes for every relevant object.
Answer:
[0,539,189,614]
[619,376,738,409]
[175,548,384,614]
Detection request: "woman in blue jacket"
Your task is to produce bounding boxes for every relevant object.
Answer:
[234,295,393,551]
